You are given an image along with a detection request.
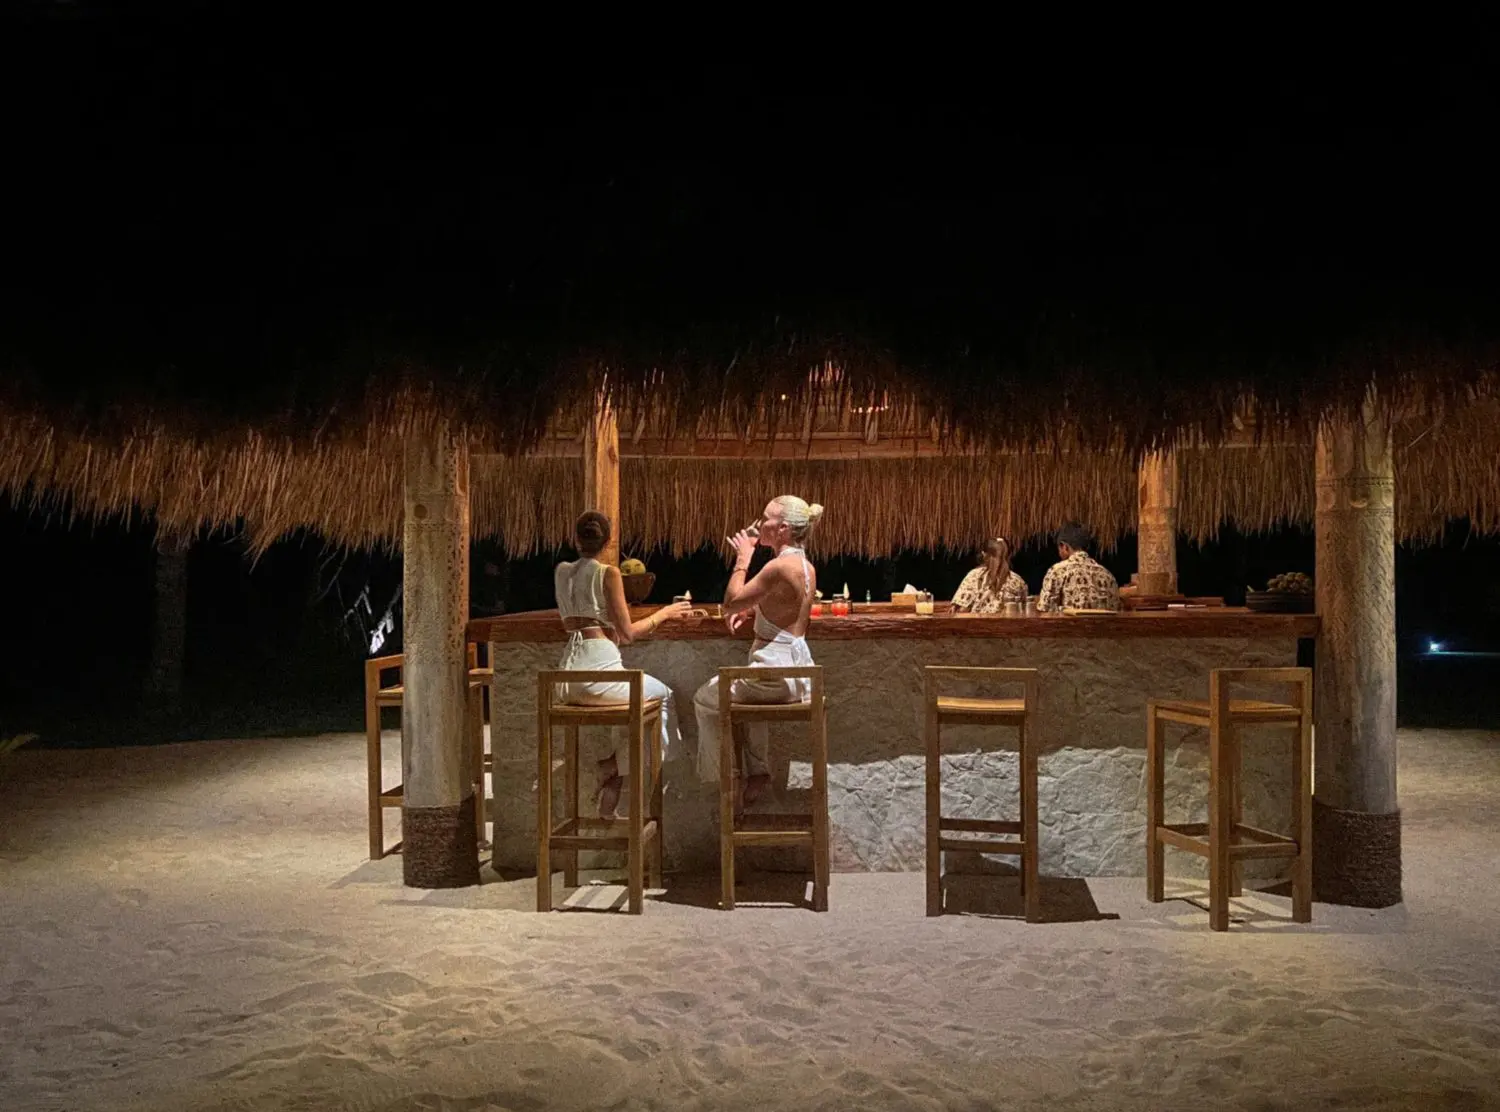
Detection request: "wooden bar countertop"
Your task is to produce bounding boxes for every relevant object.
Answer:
[470,604,1318,644]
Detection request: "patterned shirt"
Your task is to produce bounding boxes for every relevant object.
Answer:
[951,567,1029,613]
[1037,552,1121,612]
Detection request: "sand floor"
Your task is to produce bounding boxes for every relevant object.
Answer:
[2,727,1499,1111]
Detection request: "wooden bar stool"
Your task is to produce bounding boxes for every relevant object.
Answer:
[924,667,1040,921]
[535,670,664,914]
[1146,667,1313,931]
[717,666,828,912]
[364,644,491,860]
[467,646,495,850]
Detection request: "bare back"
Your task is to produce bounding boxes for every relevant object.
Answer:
[755,550,816,637]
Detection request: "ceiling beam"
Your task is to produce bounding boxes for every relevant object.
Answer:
[503,425,1285,462]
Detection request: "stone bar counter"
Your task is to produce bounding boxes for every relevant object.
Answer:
[473,606,1318,879]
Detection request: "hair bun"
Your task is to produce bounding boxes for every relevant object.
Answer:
[574,510,612,553]
[806,503,825,525]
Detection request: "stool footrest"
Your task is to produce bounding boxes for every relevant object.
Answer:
[940,817,1021,835]
[378,785,403,807]
[731,812,815,848]
[551,816,644,834]
[1157,822,1301,860]
[1230,840,1299,860]
[938,836,1025,855]
[732,830,814,847]
[1235,822,1294,845]
[549,819,660,853]
[734,812,815,830]
[1157,824,1210,856]
[726,703,816,723]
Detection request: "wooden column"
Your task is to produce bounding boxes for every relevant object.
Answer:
[1313,397,1400,907]
[400,430,479,888]
[146,526,191,709]
[583,397,621,565]
[1136,451,1178,596]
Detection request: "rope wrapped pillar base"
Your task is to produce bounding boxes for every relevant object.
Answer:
[1314,804,1404,906]
[1312,800,1401,909]
[403,796,480,889]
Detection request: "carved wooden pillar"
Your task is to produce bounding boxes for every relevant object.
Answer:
[583,397,621,565]
[400,430,479,888]
[1313,397,1400,907]
[1136,451,1178,596]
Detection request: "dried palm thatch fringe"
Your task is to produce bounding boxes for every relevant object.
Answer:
[7,327,1500,459]
[3,395,1499,556]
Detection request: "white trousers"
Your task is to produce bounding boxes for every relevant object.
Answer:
[555,635,677,777]
[692,637,812,783]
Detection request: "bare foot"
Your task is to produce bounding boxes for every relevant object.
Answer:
[741,772,772,809]
[595,756,622,819]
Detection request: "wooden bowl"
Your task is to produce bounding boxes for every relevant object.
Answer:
[1245,590,1314,614]
[621,572,656,603]
[1122,594,1186,611]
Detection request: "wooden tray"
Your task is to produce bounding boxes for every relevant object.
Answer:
[1121,594,1187,611]
[1245,591,1314,614]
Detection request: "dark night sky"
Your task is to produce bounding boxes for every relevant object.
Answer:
[1,13,1498,738]
[6,14,1499,381]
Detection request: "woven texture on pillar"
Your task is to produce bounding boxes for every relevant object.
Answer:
[402,797,480,889]
[1137,452,1178,593]
[1312,800,1401,908]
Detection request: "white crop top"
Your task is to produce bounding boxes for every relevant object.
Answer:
[555,558,613,628]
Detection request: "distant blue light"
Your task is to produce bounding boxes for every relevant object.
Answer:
[1428,641,1443,654]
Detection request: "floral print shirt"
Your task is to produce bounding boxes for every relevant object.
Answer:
[1037,552,1121,612]
[951,567,1029,613]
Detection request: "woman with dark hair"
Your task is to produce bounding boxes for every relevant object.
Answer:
[951,536,1028,613]
[554,511,691,817]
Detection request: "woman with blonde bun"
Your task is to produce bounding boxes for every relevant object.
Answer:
[694,495,823,808]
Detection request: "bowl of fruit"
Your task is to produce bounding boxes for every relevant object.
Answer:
[620,557,656,603]
[1246,572,1314,613]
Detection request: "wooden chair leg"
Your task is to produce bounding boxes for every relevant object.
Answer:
[537,710,553,913]
[1229,728,1244,898]
[649,714,664,890]
[719,687,736,910]
[1021,713,1040,924]
[1146,704,1164,902]
[925,694,942,917]
[811,703,830,913]
[1292,708,1314,923]
[1208,718,1232,932]
[563,726,579,890]
[469,681,487,849]
[628,712,646,915]
[365,690,384,861]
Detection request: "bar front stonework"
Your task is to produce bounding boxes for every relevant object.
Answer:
[480,610,1315,880]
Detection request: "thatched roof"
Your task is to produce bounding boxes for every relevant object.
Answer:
[5,395,1498,555]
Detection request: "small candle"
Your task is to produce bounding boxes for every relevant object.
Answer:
[915,599,934,616]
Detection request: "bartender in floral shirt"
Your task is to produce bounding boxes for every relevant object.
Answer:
[1037,522,1121,612]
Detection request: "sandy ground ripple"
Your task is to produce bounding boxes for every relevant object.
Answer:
[2,727,1498,1110]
